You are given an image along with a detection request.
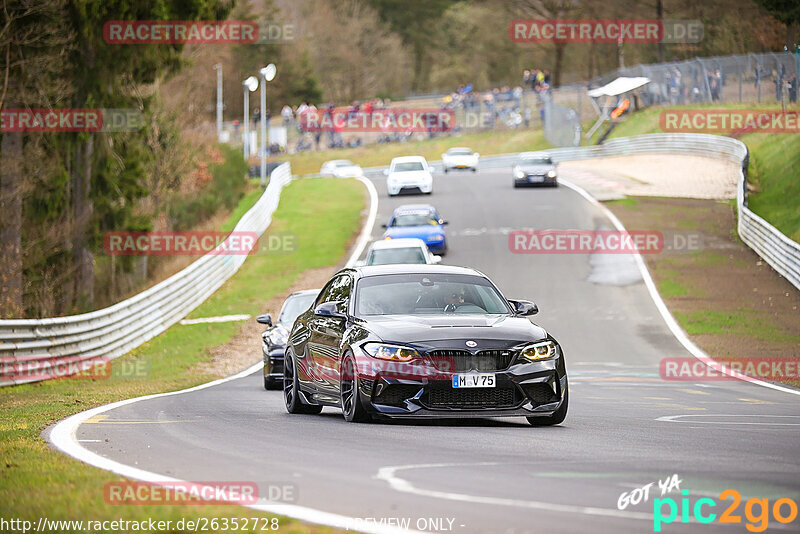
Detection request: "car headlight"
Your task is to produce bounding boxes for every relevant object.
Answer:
[514,169,525,179]
[547,170,557,178]
[520,341,556,362]
[363,343,420,362]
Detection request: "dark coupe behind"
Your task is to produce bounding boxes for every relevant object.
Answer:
[258,289,320,389]
[283,265,568,425]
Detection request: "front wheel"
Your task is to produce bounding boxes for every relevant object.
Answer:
[340,353,371,423]
[284,348,322,414]
[527,382,568,426]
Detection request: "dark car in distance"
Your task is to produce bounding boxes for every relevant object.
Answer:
[258,289,320,390]
[513,152,558,187]
[283,265,568,425]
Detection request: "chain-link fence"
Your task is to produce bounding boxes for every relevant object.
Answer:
[221,51,800,153]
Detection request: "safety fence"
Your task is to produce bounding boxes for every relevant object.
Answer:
[0,163,292,386]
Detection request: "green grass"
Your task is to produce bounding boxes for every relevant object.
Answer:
[0,177,362,533]
[282,128,548,176]
[604,197,639,208]
[674,310,800,344]
[605,103,800,241]
[658,279,690,298]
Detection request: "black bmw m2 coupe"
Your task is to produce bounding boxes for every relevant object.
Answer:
[283,265,568,426]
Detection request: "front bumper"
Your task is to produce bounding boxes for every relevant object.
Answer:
[514,174,557,186]
[387,182,433,195]
[355,358,567,419]
[263,348,285,379]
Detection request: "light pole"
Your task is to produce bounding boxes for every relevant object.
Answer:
[259,63,277,187]
[242,76,258,161]
[213,63,223,142]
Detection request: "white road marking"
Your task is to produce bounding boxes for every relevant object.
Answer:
[559,178,800,398]
[376,463,653,521]
[656,414,800,425]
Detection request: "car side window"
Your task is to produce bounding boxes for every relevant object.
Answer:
[327,274,352,311]
[316,274,352,311]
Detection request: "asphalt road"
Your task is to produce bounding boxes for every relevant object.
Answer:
[75,167,800,534]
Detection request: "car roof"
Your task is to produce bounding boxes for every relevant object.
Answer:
[447,147,472,152]
[391,204,436,215]
[368,238,427,250]
[519,151,551,158]
[390,155,428,163]
[287,288,321,298]
[324,159,353,165]
[354,264,483,278]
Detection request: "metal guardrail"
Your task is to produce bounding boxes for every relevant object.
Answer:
[3,134,798,386]
[0,163,293,386]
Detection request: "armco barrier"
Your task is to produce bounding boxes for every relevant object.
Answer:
[0,163,293,386]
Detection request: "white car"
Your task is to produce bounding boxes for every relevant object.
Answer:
[320,160,364,178]
[384,156,434,196]
[441,147,479,172]
[359,238,441,266]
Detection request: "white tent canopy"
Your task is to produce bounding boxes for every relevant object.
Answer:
[587,76,650,98]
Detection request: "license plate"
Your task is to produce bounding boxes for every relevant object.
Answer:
[528,175,544,183]
[452,373,495,388]
[456,165,467,168]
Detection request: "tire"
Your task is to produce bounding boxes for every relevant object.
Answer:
[284,348,322,414]
[444,167,449,173]
[527,382,568,426]
[340,353,371,423]
[513,181,519,188]
[471,167,477,173]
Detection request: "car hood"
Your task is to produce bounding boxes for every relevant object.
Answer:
[362,314,548,349]
[387,170,431,182]
[516,163,555,173]
[383,225,443,239]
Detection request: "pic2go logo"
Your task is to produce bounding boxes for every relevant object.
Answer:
[654,489,798,532]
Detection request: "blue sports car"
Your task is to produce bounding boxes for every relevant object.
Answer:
[382,204,448,255]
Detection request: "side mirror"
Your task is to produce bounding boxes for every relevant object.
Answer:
[441,153,447,159]
[509,299,538,316]
[381,223,388,228]
[474,152,480,158]
[431,255,442,264]
[256,313,273,326]
[314,301,346,319]
[383,169,389,176]
[440,220,449,225]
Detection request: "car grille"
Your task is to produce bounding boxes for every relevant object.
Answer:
[427,349,515,372]
[523,383,559,405]
[373,384,422,406]
[426,386,519,409]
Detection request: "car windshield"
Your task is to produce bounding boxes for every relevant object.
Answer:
[355,273,510,316]
[393,161,425,172]
[335,161,355,167]
[520,156,552,165]
[367,247,427,266]
[448,149,472,155]
[390,213,438,227]
[278,293,318,326]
